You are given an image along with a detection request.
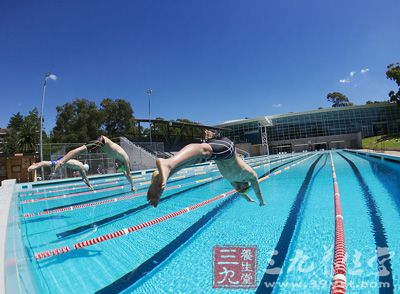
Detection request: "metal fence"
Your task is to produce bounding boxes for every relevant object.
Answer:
[39,138,161,180]
[40,143,117,180]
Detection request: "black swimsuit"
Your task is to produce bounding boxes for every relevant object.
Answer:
[85,136,105,153]
[206,137,235,160]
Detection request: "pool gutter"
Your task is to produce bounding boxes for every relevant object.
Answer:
[345,149,400,163]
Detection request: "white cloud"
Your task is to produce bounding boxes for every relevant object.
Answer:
[339,69,366,84]
[272,103,282,108]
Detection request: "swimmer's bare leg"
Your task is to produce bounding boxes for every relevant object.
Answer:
[120,159,136,191]
[147,143,213,207]
[55,145,87,170]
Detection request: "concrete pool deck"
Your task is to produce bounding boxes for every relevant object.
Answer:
[356,149,400,157]
[0,179,16,293]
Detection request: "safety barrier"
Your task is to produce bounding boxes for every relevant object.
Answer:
[329,152,346,294]
[33,152,317,260]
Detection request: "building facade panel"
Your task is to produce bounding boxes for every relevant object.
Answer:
[216,103,400,154]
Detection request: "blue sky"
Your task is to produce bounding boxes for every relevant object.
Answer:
[1,0,399,133]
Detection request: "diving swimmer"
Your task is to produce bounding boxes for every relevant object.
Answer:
[28,159,93,190]
[147,130,265,207]
[55,135,136,191]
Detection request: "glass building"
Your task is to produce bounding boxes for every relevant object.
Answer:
[215,103,400,154]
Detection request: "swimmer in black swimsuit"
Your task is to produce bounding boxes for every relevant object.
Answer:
[55,135,136,191]
[206,136,235,161]
[147,130,265,207]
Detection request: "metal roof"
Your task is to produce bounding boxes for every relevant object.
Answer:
[215,103,396,127]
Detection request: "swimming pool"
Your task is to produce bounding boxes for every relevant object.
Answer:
[6,150,400,293]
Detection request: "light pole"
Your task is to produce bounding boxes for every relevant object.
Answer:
[146,88,153,145]
[39,72,57,180]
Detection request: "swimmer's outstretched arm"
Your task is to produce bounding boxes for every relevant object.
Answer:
[79,169,94,191]
[249,175,265,206]
[229,182,255,202]
[55,145,87,169]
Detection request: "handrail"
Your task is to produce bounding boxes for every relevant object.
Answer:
[329,152,347,294]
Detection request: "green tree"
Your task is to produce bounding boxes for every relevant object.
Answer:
[175,118,200,124]
[172,118,204,142]
[326,92,353,107]
[386,62,400,105]
[100,98,136,138]
[52,99,102,143]
[7,112,24,131]
[17,121,38,153]
[19,108,41,153]
[3,131,18,155]
[4,108,41,155]
[366,100,389,104]
[152,117,167,140]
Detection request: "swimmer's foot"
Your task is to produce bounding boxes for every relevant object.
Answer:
[147,170,163,207]
[147,158,171,207]
[156,158,170,188]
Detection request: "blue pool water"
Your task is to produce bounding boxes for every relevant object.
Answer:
[13,151,400,293]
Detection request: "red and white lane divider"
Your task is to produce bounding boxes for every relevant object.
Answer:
[19,180,124,197]
[19,171,216,204]
[258,153,317,183]
[20,156,280,204]
[22,155,279,198]
[20,185,126,204]
[23,176,223,219]
[20,164,220,197]
[34,189,237,259]
[329,152,346,294]
[33,152,318,260]
[23,155,303,215]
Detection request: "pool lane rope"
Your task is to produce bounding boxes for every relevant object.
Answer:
[21,155,287,205]
[19,164,220,197]
[19,170,220,204]
[24,154,306,218]
[23,154,287,197]
[23,176,223,218]
[34,153,317,260]
[329,152,347,294]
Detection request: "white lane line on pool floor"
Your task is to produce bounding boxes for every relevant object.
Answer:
[33,152,319,260]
